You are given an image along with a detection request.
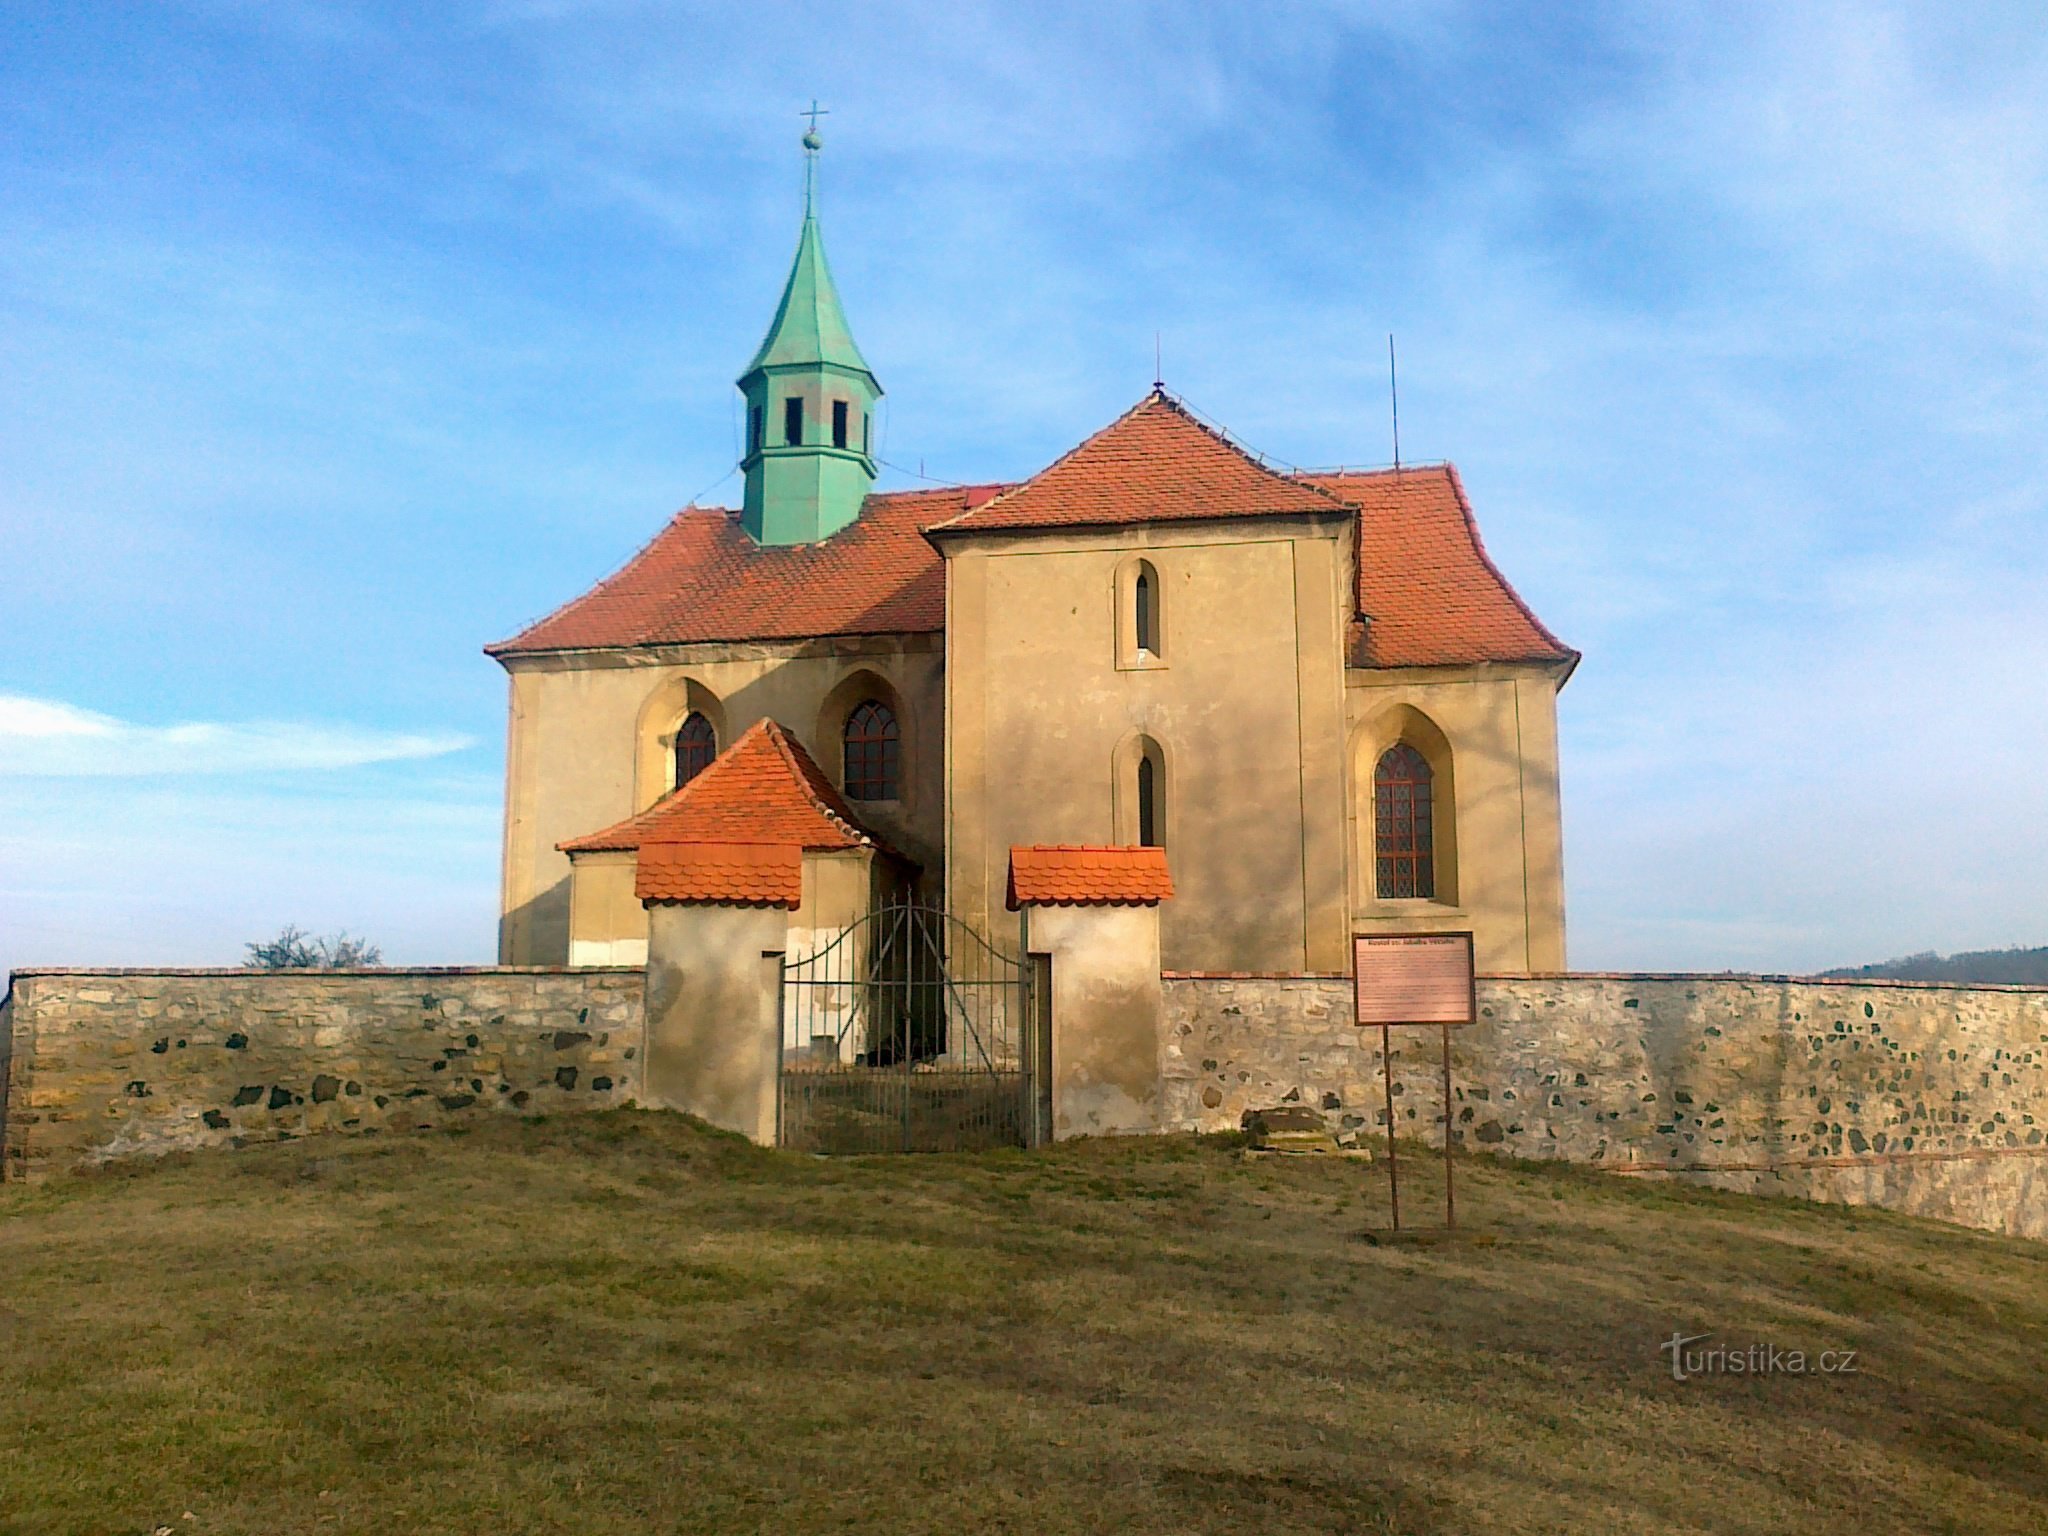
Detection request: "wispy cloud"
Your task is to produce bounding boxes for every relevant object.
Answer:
[0,695,471,777]
[1,2,2043,972]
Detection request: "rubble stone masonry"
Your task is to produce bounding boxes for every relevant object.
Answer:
[7,966,2045,1241]
[1163,973,2048,1239]
[0,968,645,1181]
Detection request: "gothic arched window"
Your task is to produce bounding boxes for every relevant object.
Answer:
[843,701,900,801]
[1374,743,1435,899]
[1134,566,1158,655]
[674,712,717,788]
[1116,734,1166,849]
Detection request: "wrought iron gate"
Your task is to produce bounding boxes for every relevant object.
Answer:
[778,902,1041,1153]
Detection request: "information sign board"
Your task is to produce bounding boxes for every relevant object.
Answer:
[1353,933,1475,1026]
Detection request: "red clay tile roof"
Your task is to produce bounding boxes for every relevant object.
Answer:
[929,391,1349,535]
[1299,464,1575,670]
[1007,845,1175,909]
[635,843,802,907]
[488,487,1007,656]
[559,718,878,856]
[489,395,1569,674]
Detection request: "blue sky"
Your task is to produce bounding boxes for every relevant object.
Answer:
[3,1,2044,976]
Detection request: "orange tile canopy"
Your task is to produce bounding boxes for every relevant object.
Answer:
[1007,845,1175,909]
[561,716,883,858]
[635,843,803,907]
[489,389,1572,673]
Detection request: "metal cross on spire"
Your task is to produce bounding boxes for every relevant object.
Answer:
[800,100,828,213]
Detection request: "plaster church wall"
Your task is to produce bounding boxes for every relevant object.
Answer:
[499,637,943,966]
[943,517,1355,975]
[1344,664,1568,974]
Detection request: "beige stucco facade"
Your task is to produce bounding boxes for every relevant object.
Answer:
[642,901,787,1141]
[499,521,1569,974]
[499,636,941,964]
[1343,664,1568,972]
[938,517,1570,975]
[1024,902,1166,1138]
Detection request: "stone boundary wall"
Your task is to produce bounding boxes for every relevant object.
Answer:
[1163,973,2048,1239]
[1,968,646,1180]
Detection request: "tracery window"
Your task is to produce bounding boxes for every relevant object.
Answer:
[843,701,900,801]
[674,712,716,788]
[1374,743,1435,899]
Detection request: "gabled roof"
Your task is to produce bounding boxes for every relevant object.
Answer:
[636,843,803,907]
[559,718,879,856]
[740,207,876,384]
[489,403,1571,674]
[1298,465,1576,670]
[1007,845,1176,908]
[487,487,1005,657]
[927,390,1350,536]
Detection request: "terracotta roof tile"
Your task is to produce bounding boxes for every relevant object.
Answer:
[1007,845,1175,909]
[489,397,1569,675]
[559,718,878,856]
[1300,464,1576,670]
[928,391,1349,535]
[488,487,1008,656]
[635,843,802,906]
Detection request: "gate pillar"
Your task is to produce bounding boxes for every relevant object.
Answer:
[640,846,796,1144]
[1009,846,1174,1141]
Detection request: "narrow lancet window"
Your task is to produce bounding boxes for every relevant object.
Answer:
[1134,568,1157,654]
[784,396,804,446]
[1374,743,1435,899]
[832,399,849,449]
[1137,752,1160,847]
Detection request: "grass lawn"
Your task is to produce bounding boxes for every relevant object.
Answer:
[1,1114,2043,1535]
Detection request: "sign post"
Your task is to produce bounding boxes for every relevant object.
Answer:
[1353,932,1475,1231]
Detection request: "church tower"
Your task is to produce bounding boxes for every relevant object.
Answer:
[738,120,882,545]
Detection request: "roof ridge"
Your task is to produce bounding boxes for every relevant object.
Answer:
[757,718,873,847]
[924,391,1166,532]
[1439,464,1578,666]
[927,388,1351,535]
[557,715,893,856]
[1291,460,1453,481]
[1149,391,1358,516]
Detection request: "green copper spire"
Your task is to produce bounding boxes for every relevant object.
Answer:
[738,112,882,545]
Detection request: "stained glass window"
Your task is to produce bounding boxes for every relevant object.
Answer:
[1374,743,1435,899]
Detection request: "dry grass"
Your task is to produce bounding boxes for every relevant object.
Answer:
[0,1112,2043,1535]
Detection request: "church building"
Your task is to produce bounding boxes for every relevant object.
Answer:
[488,134,1577,981]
